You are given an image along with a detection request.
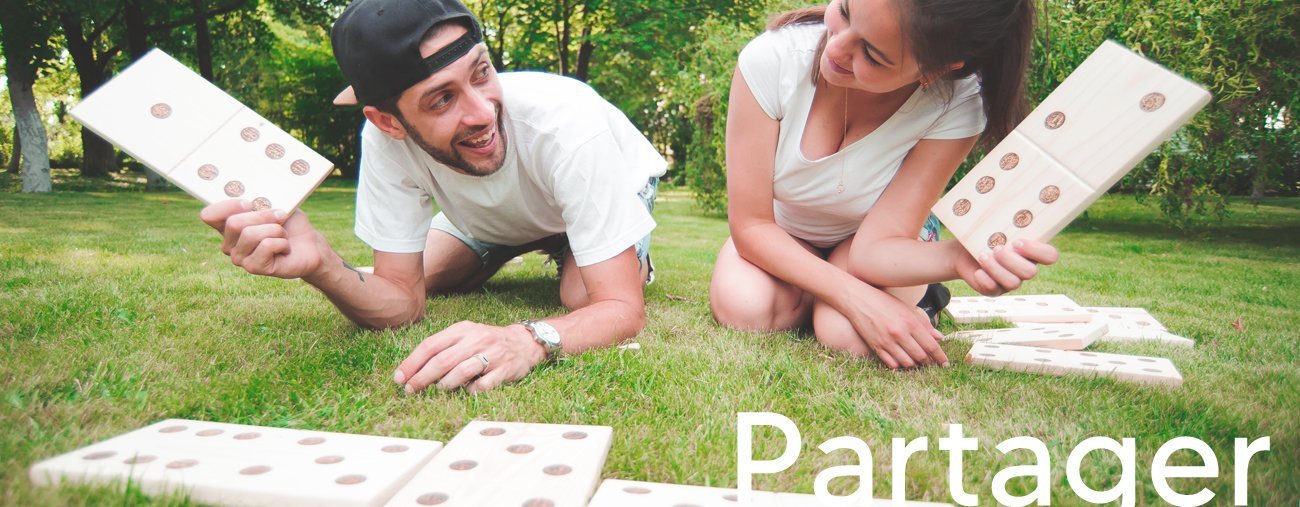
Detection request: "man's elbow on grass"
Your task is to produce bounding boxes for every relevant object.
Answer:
[599,296,647,346]
[349,299,427,332]
[624,300,647,339]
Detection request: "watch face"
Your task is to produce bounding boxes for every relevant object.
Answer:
[533,322,561,347]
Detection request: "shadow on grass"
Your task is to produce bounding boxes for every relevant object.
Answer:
[446,275,564,314]
[1064,204,1300,250]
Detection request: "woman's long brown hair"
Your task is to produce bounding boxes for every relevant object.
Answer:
[767,0,1035,150]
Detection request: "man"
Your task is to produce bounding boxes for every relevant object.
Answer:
[200,0,666,394]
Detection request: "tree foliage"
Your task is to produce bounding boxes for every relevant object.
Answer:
[4,0,1295,227]
[463,0,767,175]
[1026,0,1300,225]
[657,15,767,215]
[252,15,361,178]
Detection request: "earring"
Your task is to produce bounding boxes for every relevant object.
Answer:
[920,77,931,90]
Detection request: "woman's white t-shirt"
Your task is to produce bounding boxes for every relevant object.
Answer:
[737,23,986,248]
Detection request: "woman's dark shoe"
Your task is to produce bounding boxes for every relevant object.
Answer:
[917,283,952,327]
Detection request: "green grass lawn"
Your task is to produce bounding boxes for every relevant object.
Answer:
[1,175,1297,505]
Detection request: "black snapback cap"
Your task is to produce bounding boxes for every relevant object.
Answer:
[330,0,483,106]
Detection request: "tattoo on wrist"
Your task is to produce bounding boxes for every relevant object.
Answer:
[342,260,366,282]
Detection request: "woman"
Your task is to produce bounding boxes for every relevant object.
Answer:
[709,0,1058,368]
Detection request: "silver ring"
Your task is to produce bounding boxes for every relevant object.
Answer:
[473,353,489,372]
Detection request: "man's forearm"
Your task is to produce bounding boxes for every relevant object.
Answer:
[518,298,645,356]
[303,249,425,329]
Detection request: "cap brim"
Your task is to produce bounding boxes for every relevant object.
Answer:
[333,86,359,106]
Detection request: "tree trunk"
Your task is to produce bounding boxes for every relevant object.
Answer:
[575,28,594,83]
[60,12,119,179]
[125,0,150,58]
[79,120,118,180]
[6,129,19,174]
[192,0,215,81]
[2,7,53,192]
[82,126,120,174]
[9,77,52,193]
[1249,171,1266,203]
[119,3,168,188]
[482,2,510,68]
[555,0,570,75]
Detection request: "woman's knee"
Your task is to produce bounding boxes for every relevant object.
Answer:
[710,280,785,330]
[811,305,872,357]
[709,239,809,330]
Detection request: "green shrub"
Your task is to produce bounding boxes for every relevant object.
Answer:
[663,15,761,216]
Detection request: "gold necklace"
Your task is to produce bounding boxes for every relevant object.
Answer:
[835,86,848,194]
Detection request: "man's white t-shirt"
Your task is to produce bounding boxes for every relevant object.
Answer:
[738,23,986,248]
[354,72,668,267]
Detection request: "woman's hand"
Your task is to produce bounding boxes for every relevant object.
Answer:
[956,239,1059,297]
[834,281,949,369]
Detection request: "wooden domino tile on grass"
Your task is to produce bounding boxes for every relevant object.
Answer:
[776,493,953,507]
[70,49,332,212]
[1082,307,1195,347]
[945,294,1092,324]
[965,342,1183,387]
[383,420,612,507]
[949,321,1107,350]
[934,40,1211,257]
[28,419,443,507]
[588,479,952,507]
[588,479,783,507]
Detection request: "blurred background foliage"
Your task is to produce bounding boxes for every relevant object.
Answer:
[1,0,1296,226]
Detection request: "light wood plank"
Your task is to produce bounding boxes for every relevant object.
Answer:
[29,419,443,507]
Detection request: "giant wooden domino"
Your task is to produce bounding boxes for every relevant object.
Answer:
[589,479,784,507]
[1007,307,1194,347]
[934,41,1211,256]
[1082,307,1195,347]
[383,420,613,507]
[945,294,1092,324]
[28,419,443,507]
[588,479,953,506]
[966,342,1183,387]
[71,49,333,212]
[948,320,1107,350]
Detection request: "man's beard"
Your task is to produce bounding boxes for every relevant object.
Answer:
[397,105,508,177]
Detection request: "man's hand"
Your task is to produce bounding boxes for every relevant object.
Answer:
[394,321,547,395]
[199,199,328,280]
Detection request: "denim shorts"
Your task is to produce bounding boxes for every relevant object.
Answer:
[920,213,941,243]
[430,177,659,277]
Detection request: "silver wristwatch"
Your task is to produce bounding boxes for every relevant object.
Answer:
[518,319,562,361]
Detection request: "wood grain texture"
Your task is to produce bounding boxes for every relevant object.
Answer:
[966,342,1183,387]
[28,419,443,507]
[384,420,612,507]
[949,321,1108,350]
[589,479,952,507]
[945,294,1092,324]
[934,41,1211,257]
[70,49,332,211]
